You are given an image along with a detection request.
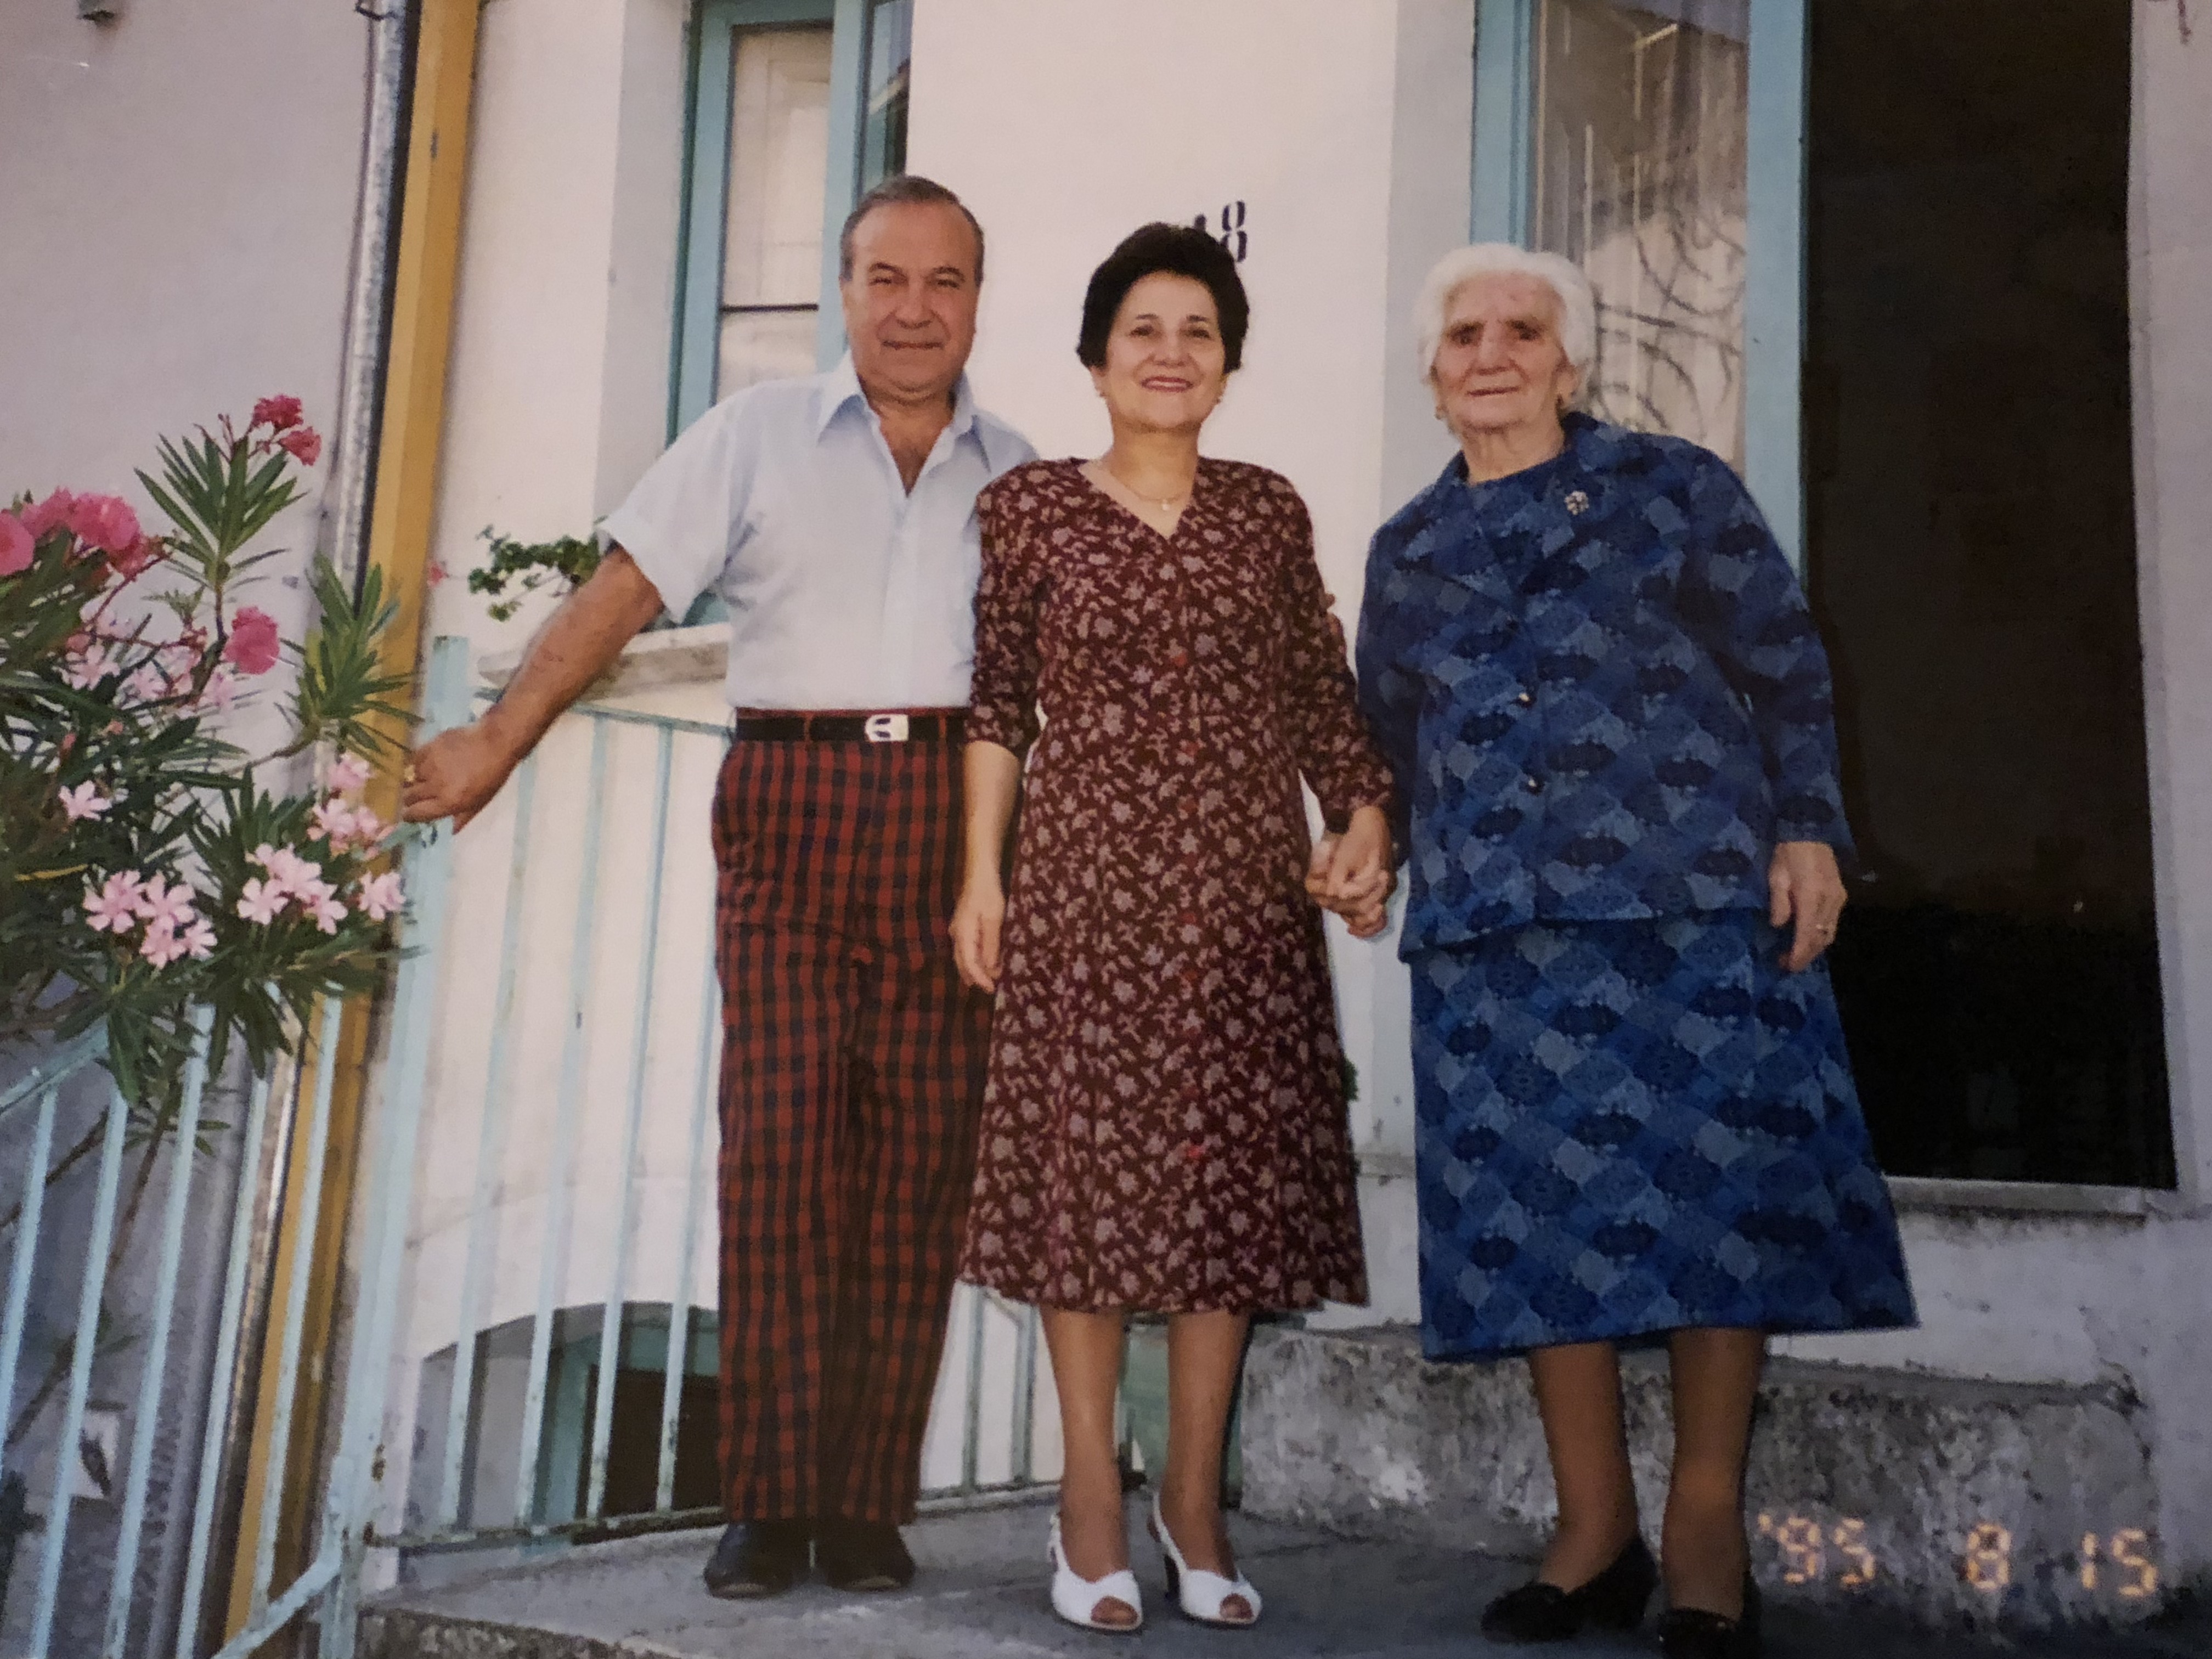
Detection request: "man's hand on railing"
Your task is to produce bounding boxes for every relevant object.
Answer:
[402,720,521,833]
[400,546,667,833]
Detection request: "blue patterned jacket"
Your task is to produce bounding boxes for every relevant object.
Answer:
[1355,415,1853,958]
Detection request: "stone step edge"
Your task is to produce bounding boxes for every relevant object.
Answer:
[359,1607,646,1659]
[1239,1324,2163,1630]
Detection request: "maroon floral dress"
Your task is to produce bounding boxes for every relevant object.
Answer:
[956,458,1395,1313]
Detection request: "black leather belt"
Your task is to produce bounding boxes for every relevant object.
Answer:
[732,711,967,743]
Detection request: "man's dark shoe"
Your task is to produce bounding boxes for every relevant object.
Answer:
[702,1519,811,1599]
[815,1518,915,1592]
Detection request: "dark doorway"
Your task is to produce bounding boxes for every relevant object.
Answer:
[1804,1,2171,1184]
[573,1359,721,1521]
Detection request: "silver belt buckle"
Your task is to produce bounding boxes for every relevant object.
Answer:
[864,712,910,743]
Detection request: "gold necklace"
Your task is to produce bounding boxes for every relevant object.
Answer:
[1102,456,1193,514]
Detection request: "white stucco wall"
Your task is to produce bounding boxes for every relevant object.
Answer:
[425,0,693,665]
[0,0,371,753]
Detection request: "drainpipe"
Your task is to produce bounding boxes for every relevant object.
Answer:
[190,6,420,1651]
[330,0,423,590]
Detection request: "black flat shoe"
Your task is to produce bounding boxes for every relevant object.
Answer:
[816,1517,916,1592]
[702,1519,811,1599]
[1657,1576,1763,1659]
[1480,1533,1657,1644]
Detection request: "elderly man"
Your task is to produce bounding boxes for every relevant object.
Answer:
[402,176,1034,1598]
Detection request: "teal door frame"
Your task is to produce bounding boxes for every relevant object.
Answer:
[1469,0,1809,566]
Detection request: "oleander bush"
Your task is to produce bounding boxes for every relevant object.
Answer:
[1,398,414,1103]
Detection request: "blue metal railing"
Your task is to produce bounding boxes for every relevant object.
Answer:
[0,636,467,1658]
[1,635,1048,1656]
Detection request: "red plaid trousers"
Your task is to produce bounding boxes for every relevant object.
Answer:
[710,723,989,1523]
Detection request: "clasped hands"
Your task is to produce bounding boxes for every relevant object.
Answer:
[1306,803,1395,940]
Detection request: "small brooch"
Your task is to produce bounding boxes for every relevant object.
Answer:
[1565,490,1590,516]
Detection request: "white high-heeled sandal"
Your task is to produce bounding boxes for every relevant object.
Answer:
[1149,1492,1262,1627]
[1047,1513,1144,1634]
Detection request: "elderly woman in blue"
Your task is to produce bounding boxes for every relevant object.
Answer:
[1355,246,1914,1659]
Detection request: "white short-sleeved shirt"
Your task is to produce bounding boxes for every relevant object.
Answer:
[600,356,1035,710]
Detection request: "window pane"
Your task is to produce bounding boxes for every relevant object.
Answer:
[718,308,819,398]
[860,0,912,191]
[1529,0,1749,466]
[724,27,834,309]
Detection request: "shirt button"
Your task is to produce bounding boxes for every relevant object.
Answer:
[1523,776,1545,795]
[1515,692,1534,708]
[1167,650,1190,669]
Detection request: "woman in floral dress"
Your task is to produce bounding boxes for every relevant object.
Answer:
[950,224,1394,1633]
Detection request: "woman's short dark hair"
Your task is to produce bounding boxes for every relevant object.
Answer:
[1077,224,1250,373]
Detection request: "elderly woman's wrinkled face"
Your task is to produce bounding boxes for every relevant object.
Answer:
[1089,272,1228,435]
[1430,274,1580,444]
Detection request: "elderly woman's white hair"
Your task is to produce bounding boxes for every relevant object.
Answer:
[1414,244,1596,392]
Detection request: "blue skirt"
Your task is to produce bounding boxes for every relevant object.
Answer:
[1412,913,1916,1360]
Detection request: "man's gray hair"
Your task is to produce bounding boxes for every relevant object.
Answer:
[838,174,986,285]
[1413,243,1596,386]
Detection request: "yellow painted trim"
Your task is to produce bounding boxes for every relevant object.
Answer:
[223,0,484,1641]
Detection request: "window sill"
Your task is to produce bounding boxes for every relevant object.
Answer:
[478,624,728,699]
[1356,1155,2182,1222]
[1886,1176,2165,1222]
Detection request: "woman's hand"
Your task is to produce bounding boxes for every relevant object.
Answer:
[1305,805,1395,940]
[954,741,1023,992]
[950,873,1007,992]
[1770,840,1847,972]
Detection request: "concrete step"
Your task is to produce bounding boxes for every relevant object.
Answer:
[1240,1324,2167,1632]
[358,1499,2207,1658]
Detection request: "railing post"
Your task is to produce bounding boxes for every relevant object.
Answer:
[314,634,472,1658]
[176,1066,276,1656]
[101,1005,217,1656]
[437,752,539,1531]
[585,725,675,1521]
[27,1076,133,1655]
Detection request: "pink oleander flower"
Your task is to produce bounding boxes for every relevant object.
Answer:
[298,878,347,934]
[177,916,217,959]
[140,921,191,969]
[250,843,321,895]
[276,427,323,467]
[58,782,111,822]
[0,513,31,577]
[329,752,372,794]
[125,663,171,704]
[198,664,240,713]
[223,607,281,676]
[425,558,449,588]
[136,873,200,930]
[83,871,146,934]
[345,804,388,850]
[19,489,75,541]
[106,535,159,583]
[236,877,288,924]
[309,797,359,846]
[66,494,142,556]
[356,870,405,922]
[64,645,115,691]
[252,394,303,433]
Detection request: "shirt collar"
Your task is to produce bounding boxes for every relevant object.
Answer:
[816,352,1006,463]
